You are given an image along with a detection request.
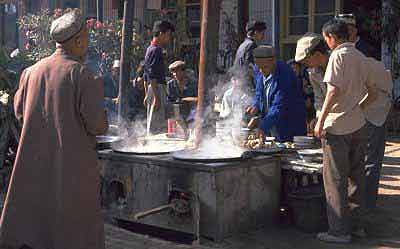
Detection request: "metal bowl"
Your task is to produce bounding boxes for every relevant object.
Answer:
[96,135,122,150]
[297,149,323,163]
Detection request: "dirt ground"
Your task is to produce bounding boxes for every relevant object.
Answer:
[105,137,400,249]
[1,138,399,249]
[194,137,400,249]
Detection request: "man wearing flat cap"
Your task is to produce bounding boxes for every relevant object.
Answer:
[295,33,329,121]
[167,60,197,104]
[247,45,306,142]
[143,20,175,134]
[335,13,372,57]
[166,60,198,132]
[0,9,108,249]
[233,20,267,90]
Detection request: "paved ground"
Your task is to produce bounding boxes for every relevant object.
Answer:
[105,137,400,249]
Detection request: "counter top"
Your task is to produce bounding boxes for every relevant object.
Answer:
[98,150,280,173]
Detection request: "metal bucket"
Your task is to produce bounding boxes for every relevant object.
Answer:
[288,186,328,233]
[215,120,230,138]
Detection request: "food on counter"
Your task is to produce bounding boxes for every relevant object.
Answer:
[242,134,276,149]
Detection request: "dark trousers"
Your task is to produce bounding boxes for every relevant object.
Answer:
[322,126,367,236]
[365,121,387,210]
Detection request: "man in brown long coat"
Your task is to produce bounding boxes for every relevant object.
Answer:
[0,10,108,249]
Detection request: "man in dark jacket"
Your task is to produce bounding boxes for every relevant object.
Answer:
[233,21,267,90]
[143,20,175,134]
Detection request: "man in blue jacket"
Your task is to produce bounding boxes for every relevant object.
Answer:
[247,45,307,142]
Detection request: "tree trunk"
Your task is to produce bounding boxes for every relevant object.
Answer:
[118,0,135,124]
[194,0,222,145]
[175,0,189,56]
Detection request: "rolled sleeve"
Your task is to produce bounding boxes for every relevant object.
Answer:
[323,52,345,89]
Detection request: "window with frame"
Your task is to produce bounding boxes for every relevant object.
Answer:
[282,0,341,60]
[287,0,337,36]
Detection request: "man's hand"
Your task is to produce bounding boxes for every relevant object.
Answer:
[152,94,160,110]
[314,119,324,138]
[143,94,148,107]
[257,129,265,144]
[247,117,259,129]
[246,106,258,115]
[181,97,198,102]
[309,118,317,130]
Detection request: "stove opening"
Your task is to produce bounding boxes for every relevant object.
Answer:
[108,180,127,209]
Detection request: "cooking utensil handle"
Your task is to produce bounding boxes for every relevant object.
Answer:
[133,204,173,220]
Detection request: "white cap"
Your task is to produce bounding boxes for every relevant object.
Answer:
[112,60,120,68]
[10,48,20,58]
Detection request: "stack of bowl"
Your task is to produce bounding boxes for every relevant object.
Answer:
[216,120,230,139]
[293,136,318,149]
[297,148,323,163]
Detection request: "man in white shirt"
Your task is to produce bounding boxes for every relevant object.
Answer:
[361,58,393,210]
[314,19,377,244]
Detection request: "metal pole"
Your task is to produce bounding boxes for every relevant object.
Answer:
[194,0,208,147]
[15,2,18,48]
[118,0,135,125]
[0,4,5,46]
[96,0,103,22]
[272,0,280,58]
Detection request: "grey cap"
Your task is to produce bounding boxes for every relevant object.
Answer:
[295,33,323,62]
[50,9,84,43]
[335,13,356,25]
[168,60,185,71]
[253,45,275,59]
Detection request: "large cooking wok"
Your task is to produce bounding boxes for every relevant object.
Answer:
[172,147,283,163]
[111,136,187,155]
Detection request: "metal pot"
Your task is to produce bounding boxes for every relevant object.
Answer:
[231,127,250,144]
[96,135,121,150]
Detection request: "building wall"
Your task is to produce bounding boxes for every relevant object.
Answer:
[103,0,114,20]
[382,0,400,98]
[249,0,273,44]
[219,0,238,51]
[134,0,146,24]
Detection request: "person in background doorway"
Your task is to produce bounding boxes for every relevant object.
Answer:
[130,62,146,121]
[314,19,378,243]
[143,20,175,134]
[247,45,306,142]
[0,10,108,249]
[102,60,121,123]
[103,60,120,111]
